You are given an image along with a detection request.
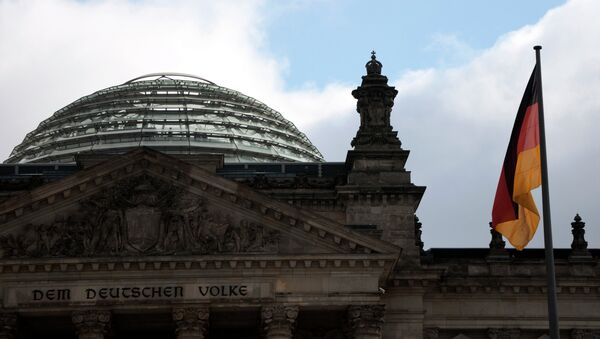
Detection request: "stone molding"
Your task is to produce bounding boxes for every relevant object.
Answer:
[347,304,385,339]
[262,304,299,339]
[235,174,345,190]
[487,328,520,339]
[0,253,394,275]
[72,310,111,339]
[0,313,17,339]
[172,306,209,339]
[435,283,599,295]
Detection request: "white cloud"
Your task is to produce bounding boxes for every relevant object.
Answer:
[426,33,478,67]
[307,0,600,248]
[0,0,351,159]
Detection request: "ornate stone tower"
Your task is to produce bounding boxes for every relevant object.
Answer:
[350,51,402,150]
[340,52,426,266]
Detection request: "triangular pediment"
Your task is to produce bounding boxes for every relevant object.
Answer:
[0,149,400,260]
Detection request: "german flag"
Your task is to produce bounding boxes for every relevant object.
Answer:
[492,66,542,250]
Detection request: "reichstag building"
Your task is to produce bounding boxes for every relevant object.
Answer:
[0,55,598,338]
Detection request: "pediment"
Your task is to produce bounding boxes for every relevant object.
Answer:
[0,149,400,259]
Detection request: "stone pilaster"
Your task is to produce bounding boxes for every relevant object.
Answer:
[488,328,520,339]
[0,313,17,339]
[172,307,209,339]
[348,305,385,339]
[261,304,299,339]
[72,310,111,339]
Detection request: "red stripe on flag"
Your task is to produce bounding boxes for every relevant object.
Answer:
[517,103,540,153]
[492,167,517,224]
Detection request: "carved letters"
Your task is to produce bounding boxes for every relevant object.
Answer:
[0,176,279,258]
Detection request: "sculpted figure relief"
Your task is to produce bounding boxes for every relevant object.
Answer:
[0,175,279,258]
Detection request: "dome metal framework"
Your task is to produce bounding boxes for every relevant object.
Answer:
[6,73,324,164]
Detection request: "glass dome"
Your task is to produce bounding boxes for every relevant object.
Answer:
[6,73,324,164]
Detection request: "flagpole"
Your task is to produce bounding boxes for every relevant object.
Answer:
[534,45,560,338]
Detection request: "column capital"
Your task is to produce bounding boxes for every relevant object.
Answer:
[261,304,299,339]
[72,310,111,339]
[0,313,17,339]
[348,304,385,339]
[172,306,209,339]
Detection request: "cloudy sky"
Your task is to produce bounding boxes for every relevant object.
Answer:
[0,0,598,249]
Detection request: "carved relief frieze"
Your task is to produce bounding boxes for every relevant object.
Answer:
[0,175,279,258]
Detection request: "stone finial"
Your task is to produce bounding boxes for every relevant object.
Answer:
[570,214,591,258]
[350,53,401,150]
[488,328,520,339]
[415,215,424,254]
[366,51,382,75]
[72,310,111,339]
[487,222,509,260]
[262,304,299,339]
[172,307,209,339]
[0,313,17,339]
[489,222,506,250]
[347,304,385,339]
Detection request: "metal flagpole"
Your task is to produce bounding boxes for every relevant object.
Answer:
[534,45,560,338]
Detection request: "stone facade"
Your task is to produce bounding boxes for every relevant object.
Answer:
[0,54,598,338]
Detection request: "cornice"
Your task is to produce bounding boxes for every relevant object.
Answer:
[0,253,397,276]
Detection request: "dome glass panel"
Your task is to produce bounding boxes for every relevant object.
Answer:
[6,73,324,164]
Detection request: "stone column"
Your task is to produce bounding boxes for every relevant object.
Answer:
[72,310,111,339]
[348,305,385,339]
[172,307,209,339]
[261,304,299,339]
[0,313,17,339]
